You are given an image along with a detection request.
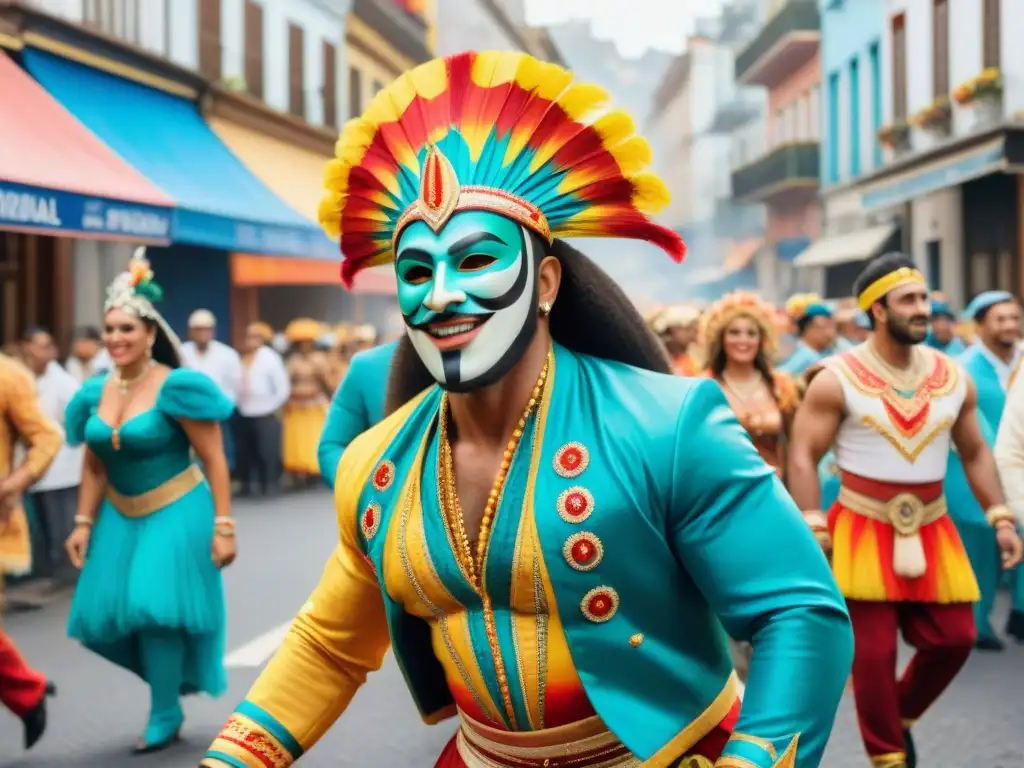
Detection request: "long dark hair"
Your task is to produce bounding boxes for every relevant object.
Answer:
[384,236,673,414]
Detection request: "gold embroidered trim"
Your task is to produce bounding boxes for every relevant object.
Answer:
[727,732,777,760]
[645,672,739,768]
[106,464,203,518]
[870,753,907,768]
[205,713,294,768]
[861,415,954,463]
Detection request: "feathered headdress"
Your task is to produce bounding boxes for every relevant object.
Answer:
[319,51,686,287]
[699,291,777,359]
[105,248,165,319]
[784,293,822,322]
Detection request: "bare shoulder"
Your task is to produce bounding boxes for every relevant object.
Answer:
[802,364,845,411]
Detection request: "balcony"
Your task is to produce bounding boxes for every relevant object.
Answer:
[352,0,431,65]
[731,142,819,203]
[735,0,819,88]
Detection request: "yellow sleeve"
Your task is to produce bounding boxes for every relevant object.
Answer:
[202,435,391,767]
[3,359,61,479]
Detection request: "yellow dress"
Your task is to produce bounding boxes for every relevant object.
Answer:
[282,354,328,475]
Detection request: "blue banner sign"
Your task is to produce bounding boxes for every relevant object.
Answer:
[173,208,338,260]
[0,180,172,241]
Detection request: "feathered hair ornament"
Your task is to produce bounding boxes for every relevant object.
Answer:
[105,247,164,318]
[784,293,822,322]
[319,51,687,287]
[699,291,778,360]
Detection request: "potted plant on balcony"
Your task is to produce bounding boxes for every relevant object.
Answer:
[878,120,911,153]
[953,68,1003,127]
[910,95,952,135]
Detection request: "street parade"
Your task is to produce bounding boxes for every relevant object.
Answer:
[2,1,1024,767]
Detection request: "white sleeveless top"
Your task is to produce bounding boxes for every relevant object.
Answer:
[828,344,966,483]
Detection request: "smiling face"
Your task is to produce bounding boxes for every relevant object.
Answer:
[722,315,762,365]
[394,210,539,391]
[103,308,154,368]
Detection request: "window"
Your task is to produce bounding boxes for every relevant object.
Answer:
[322,41,338,128]
[849,57,861,177]
[869,41,882,167]
[983,0,1000,69]
[827,71,839,183]
[288,22,305,118]
[348,67,362,120]
[892,13,907,119]
[932,0,949,97]
[243,0,263,99]
[926,240,941,290]
[198,0,222,81]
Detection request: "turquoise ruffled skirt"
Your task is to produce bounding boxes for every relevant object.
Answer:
[67,483,227,698]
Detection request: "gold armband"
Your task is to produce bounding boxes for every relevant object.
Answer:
[802,510,829,532]
[986,505,1017,528]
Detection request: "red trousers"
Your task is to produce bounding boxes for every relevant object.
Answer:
[434,699,741,767]
[0,627,46,718]
[848,599,975,760]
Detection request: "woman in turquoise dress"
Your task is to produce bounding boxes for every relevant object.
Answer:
[63,252,237,753]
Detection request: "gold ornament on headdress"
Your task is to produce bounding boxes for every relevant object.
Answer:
[699,291,778,362]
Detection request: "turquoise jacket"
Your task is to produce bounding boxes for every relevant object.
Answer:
[355,344,853,767]
[960,344,1009,429]
[318,339,399,487]
[926,334,965,357]
[777,341,835,376]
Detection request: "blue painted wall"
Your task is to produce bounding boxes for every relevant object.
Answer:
[820,0,886,187]
[146,245,232,343]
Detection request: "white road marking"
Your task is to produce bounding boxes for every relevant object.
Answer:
[224,621,293,669]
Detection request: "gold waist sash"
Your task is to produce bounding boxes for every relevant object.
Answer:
[838,486,947,579]
[456,711,641,768]
[106,465,204,518]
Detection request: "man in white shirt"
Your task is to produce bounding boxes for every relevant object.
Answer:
[64,326,110,382]
[235,324,290,496]
[180,310,243,471]
[21,328,82,586]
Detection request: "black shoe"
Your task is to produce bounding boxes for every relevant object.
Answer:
[1006,610,1024,642]
[132,728,181,755]
[22,682,55,749]
[975,635,1005,651]
[903,729,917,768]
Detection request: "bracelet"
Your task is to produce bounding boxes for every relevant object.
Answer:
[74,515,94,527]
[213,516,234,527]
[802,510,829,532]
[985,504,1017,527]
[214,528,236,538]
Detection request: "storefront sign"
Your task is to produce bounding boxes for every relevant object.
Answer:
[0,181,172,241]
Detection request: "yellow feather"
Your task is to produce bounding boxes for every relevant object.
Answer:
[318,196,341,238]
[591,111,635,146]
[607,136,652,175]
[532,62,572,100]
[629,172,671,213]
[470,50,524,87]
[557,83,610,121]
[408,57,449,100]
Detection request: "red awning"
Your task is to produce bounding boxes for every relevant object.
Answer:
[0,50,171,206]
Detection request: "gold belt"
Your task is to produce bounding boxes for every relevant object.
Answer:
[106,465,204,518]
[456,713,641,768]
[838,486,947,579]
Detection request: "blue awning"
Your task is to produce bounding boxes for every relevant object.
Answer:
[22,50,335,259]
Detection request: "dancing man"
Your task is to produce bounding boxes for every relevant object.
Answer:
[203,51,853,768]
[0,352,60,749]
[789,253,1024,768]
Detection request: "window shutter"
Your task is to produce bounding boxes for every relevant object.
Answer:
[288,22,305,118]
[244,0,264,99]
[198,0,222,81]
[322,41,338,128]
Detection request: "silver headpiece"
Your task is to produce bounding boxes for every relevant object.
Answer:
[103,247,183,359]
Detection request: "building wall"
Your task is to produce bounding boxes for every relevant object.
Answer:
[650,75,692,231]
[766,196,820,242]
[433,0,522,54]
[910,186,964,306]
[821,0,884,187]
[882,0,1022,155]
[28,0,347,128]
[766,55,821,146]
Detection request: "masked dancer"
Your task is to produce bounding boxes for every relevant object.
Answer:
[788,253,1023,768]
[64,253,236,753]
[202,51,852,768]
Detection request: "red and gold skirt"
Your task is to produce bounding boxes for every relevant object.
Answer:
[828,472,980,603]
[435,701,740,767]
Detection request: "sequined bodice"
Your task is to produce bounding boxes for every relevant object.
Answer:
[85,408,193,496]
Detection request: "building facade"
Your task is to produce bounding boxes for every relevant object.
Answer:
[847,0,1024,308]
[0,0,419,348]
[731,0,821,303]
[433,0,561,62]
[791,0,898,298]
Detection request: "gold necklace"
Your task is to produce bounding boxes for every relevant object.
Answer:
[437,354,549,727]
[116,361,153,395]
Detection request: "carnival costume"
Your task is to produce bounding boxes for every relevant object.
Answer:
[282,319,329,477]
[814,266,996,767]
[203,51,852,768]
[318,338,399,487]
[951,291,1024,643]
[65,255,233,748]
[699,291,799,475]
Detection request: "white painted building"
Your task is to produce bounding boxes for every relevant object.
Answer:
[851,0,1024,305]
[433,0,526,55]
[23,0,350,127]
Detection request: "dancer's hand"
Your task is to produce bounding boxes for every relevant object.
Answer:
[66,524,92,569]
[212,532,236,569]
[996,522,1024,570]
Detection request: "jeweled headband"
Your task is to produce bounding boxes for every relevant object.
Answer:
[318,50,687,287]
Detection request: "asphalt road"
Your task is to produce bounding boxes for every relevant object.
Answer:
[1,490,1021,767]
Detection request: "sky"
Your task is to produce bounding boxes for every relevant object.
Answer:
[524,0,725,58]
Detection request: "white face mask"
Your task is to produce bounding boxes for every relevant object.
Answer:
[394,211,539,392]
